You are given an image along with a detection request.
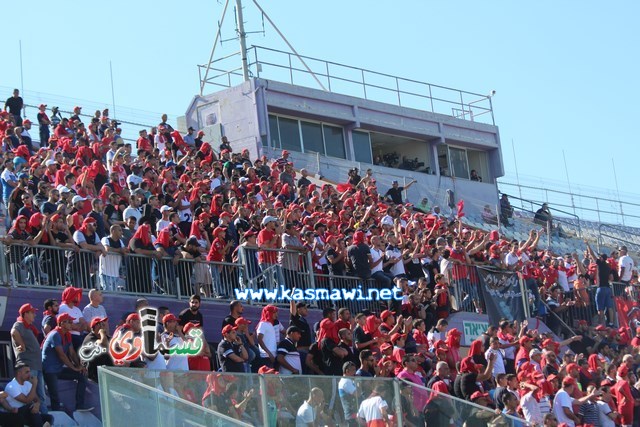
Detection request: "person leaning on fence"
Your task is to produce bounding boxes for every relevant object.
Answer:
[99,224,127,291]
[257,216,284,290]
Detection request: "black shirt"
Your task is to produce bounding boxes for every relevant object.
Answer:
[80,331,114,382]
[347,243,371,279]
[353,326,372,356]
[5,97,23,115]
[289,313,312,348]
[326,248,345,276]
[217,339,244,372]
[596,258,611,287]
[178,308,203,326]
[384,186,404,205]
[321,338,343,376]
[222,315,238,329]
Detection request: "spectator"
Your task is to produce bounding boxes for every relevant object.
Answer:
[82,289,108,329]
[41,313,92,412]
[179,294,204,326]
[222,300,244,328]
[99,224,127,291]
[276,326,302,375]
[357,385,390,426]
[11,303,47,414]
[160,313,189,371]
[499,194,513,227]
[256,305,280,369]
[58,287,88,351]
[4,363,54,426]
[41,299,59,337]
[80,317,113,382]
[217,324,248,373]
[296,388,326,427]
[4,89,23,126]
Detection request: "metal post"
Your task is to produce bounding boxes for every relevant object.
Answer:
[258,374,269,426]
[392,379,404,427]
[519,276,531,320]
[361,69,367,99]
[395,77,401,106]
[235,0,250,82]
[306,251,316,291]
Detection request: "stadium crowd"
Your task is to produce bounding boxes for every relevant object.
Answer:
[1,92,640,426]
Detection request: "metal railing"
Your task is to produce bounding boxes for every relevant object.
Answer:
[199,45,495,125]
[102,367,531,427]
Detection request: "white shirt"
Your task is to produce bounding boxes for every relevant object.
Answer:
[100,236,124,277]
[553,389,575,427]
[386,247,405,277]
[157,219,171,232]
[58,304,84,336]
[257,321,278,358]
[162,333,189,371]
[296,401,316,427]
[520,391,542,424]
[505,252,519,268]
[5,378,31,408]
[619,255,634,281]
[596,400,616,427]
[370,248,384,274]
[485,348,506,377]
[357,395,388,423]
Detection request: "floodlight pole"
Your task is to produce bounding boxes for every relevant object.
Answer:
[236,0,250,82]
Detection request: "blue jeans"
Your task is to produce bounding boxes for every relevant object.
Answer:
[259,263,284,290]
[595,286,614,312]
[44,368,88,411]
[371,271,393,288]
[31,369,47,414]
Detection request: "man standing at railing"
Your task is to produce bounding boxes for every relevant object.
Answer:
[258,216,284,290]
[585,241,615,327]
[4,89,23,127]
[618,246,634,285]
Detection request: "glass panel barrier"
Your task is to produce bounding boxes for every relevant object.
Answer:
[99,367,252,427]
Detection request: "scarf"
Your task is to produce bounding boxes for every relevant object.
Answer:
[189,220,204,241]
[61,287,82,305]
[78,217,96,235]
[54,325,71,347]
[362,315,382,338]
[28,213,48,244]
[317,319,339,344]
[459,356,478,374]
[468,339,484,357]
[132,224,152,247]
[259,305,278,323]
[427,380,450,404]
[9,215,28,234]
[16,316,40,340]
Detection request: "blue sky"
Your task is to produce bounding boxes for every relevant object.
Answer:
[2,1,639,215]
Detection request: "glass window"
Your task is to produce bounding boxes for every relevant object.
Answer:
[268,115,280,149]
[278,117,302,153]
[449,147,470,179]
[300,121,324,154]
[352,131,372,164]
[323,125,346,159]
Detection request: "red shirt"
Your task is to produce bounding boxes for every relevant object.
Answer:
[542,267,558,288]
[258,229,278,264]
[448,249,468,279]
[137,136,153,153]
[207,238,225,262]
[613,379,634,425]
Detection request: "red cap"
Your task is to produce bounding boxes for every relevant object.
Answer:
[213,227,227,237]
[380,343,393,352]
[562,377,577,387]
[565,362,579,373]
[470,391,490,401]
[244,230,257,238]
[519,336,532,345]
[235,317,252,325]
[578,320,588,326]
[380,310,394,321]
[162,313,178,324]
[126,313,140,322]
[600,379,614,387]
[618,365,629,377]
[22,119,31,125]
[547,374,558,383]
[222,324,238,334]
[19,303,38,315]
[38,104,47,109]
[281,150,289,156]
[219,212,231,219]
[183,322,201,334]
[74,106,82,110]
[390,333,406,344]
[542,338,554,348]
[595,325,607,331]
[57,313,75,323]
[90,317,108,329]
[258,366,278,375]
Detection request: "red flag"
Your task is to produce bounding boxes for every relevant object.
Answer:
[336,183,352,193]
[457,200,465,218]
[615,297,640,335]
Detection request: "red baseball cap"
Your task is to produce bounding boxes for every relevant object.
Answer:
[90,317,108,329]
[74,106,82,110]
[235,317,252,326]
[222,324,238,335]
[38,104,47,109]
[19,303,38,315]
[183,322,201,334]
[162,313,178,324]
[57,313,75,323]
[380,310,394,321]
[470,391,490,401]
[618,365,629,377]
[126,313,140,322]
[519,336,532,345]
[380,343,393,352]
[562,377,577,387]
[595,325,607,332]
